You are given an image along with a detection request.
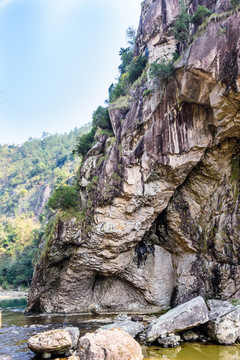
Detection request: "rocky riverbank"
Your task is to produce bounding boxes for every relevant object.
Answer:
[0,290,28,300]
[27,296,240,359]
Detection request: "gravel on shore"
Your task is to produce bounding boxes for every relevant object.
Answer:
[0,290,28,300]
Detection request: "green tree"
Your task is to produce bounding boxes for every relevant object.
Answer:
[92,106,112,131]
[230,0,239,8]
[173,1,191,44]
[74,129,95,157]
[48,185,79,211]
[127,55,148,84]
[126,26,136,48]
[118,48,134,76]
[191,5,212,25]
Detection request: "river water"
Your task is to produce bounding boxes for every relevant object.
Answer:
[1,298,240,360]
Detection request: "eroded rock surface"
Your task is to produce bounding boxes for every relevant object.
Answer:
[27,327,80,356]
[26,0,240,314]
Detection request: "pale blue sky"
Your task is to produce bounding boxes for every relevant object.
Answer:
[0,0,142,144]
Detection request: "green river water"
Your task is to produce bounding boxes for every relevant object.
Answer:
[0,298,239,360]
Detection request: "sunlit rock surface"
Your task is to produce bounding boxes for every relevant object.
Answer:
[146,296,209,343]
[77,328,143,360]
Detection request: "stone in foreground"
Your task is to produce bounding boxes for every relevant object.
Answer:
[207,300,240,344]
[101,318,145,338]
[77,328,143,360]
[27,327,80,356]
[146,296,209,343]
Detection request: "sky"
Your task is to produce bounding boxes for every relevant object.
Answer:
[0,0,142,145]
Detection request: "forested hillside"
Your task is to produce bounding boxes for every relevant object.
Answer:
[0,125,90,289]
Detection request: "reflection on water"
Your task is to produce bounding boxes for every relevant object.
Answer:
[142,343,240,359]
[0,298,112,360]
[1,298,240,360]
[0,298,27,310]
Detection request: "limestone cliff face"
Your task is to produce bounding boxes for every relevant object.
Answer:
[26,0,240,314]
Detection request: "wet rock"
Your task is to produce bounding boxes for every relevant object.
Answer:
[146,296,209,343]
[27,327,80,356]
[101,318,145,338]
[206,300,240,344]
[158,334,181,347]
[77,328,143,360]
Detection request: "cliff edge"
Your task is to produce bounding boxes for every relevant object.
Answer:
[26,0,240,314]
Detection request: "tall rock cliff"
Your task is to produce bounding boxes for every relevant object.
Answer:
[26,0,240,314]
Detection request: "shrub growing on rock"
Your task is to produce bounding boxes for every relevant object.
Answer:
[230,0,240,9]
[74,106,113,157]
[149,59,174,83]
[74,129,95,157]
[127,55,148,84]
[191,6,212,25]
[48,185,79,210]
[149,52,179,83]
[92,106,112,132]
[173,1,191,43]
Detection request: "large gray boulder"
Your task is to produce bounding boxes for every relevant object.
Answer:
[101,318,145,338]
[207,299,237,320]
[27,327,80,357]
[146,296,209,343]
[207,299,240,344]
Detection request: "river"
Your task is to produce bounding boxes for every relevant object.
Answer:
[1,298,240,360]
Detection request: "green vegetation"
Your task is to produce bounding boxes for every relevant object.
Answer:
[0,216,43,288]
[173,1,191,44]
[48,185,79,211]
[74,129,95,157]
[173,2,212,50]
[143,89,153,97]
[231,154,240,181]
[108,27,147,103]
[191,6,212,25]
[231,298,240,305]
[149,59,174,83]
[92,106,112,131]
[218,26,227,36]
[74,27,148,158]
[73,106,113,157]
[149,52,179,83]
[0,125,90,289]
[0,126,90,218]
[109,55,147,103]
[230,0,240,9]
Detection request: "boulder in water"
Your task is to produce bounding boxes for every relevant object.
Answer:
[77,328,143,360]
[146,296,209,343]
[27,327,80,357]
